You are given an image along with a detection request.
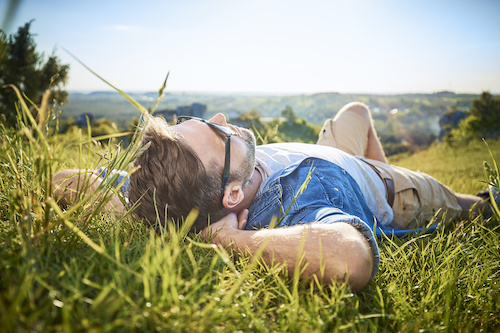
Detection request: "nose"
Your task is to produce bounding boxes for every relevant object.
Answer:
[208,113,228,127]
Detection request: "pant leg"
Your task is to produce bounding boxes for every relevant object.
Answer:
[365,159,462,228]
[317,107,369,156]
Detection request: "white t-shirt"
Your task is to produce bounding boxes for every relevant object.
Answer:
[255,143,393,225]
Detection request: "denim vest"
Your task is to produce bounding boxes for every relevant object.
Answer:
[245,158,437,276]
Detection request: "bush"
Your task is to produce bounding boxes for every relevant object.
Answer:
[445,92,500,144]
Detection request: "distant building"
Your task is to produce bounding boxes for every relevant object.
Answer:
[154,103,206,122]
[74,113,94,127]
[225,109,241,121]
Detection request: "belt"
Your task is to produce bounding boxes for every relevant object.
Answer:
[384,178,395,208]
[361,160,395,208]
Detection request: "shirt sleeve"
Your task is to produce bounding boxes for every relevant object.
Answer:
[305,207,380,277]
[98,167,130,197]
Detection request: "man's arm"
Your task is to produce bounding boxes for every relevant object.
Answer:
[53,169,125,212]
[203,211,374,291]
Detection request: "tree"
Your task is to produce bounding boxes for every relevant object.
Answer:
[444,92,500,144]
[281,105,296,122]
[470,91,500,138]
[0,21,69,128]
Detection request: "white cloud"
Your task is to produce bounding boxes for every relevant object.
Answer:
[108,25,145,32]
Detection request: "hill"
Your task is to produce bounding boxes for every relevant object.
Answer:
[62,90,488,155]
[64,91,479,128]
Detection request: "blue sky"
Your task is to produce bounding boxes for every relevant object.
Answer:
[3,0,500,94]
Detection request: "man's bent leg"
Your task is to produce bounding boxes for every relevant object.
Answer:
[455,193,489,219]
[317,102,387,162]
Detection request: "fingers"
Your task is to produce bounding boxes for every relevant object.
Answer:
[237,209,249,230]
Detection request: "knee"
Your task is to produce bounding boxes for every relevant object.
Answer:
[339,102,372,125]
[317,118,335,146]
[318,102,373,146]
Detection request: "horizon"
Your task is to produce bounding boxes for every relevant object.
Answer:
[66,89,484,97]
[3,0,500,95]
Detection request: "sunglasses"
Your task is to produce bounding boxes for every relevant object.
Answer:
[177,116,237,204]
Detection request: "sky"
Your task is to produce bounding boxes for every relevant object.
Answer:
[2,0,500,94]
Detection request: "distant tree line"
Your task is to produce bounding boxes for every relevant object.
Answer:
[234,105,320,145]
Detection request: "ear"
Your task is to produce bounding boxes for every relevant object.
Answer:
[222,180,245,210]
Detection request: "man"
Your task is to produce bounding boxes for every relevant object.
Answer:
[54,102,489,291]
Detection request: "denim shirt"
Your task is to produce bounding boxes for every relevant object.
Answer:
[98,167,130,197]
[245,157,437,277]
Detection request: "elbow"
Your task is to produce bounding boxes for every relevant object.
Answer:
[53,169,80,206]
[344,238,374,291]
[322,242,373,291]
[322,225,375,291]
[52,169,98,207]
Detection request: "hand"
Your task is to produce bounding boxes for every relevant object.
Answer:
[236,209,249,229]
[201,209,249,243]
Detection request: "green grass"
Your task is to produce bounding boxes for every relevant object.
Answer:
[0,88,499,332]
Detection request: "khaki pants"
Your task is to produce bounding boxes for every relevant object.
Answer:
[318,108,461,228]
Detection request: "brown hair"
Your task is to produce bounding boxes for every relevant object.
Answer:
[128,115,230,232]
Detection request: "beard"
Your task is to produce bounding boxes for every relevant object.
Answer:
[206,126,257,223]
[240,133,257,186]
[229,126,257,186]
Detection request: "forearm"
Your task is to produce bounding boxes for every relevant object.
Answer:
[212,222,374,291]
[53,169,124,211]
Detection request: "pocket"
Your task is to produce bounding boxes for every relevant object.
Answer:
[391,187,421,229]
[293,173,344,210]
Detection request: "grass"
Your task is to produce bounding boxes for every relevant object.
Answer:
[0,87,499,332]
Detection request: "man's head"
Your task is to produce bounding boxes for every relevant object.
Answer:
[128,113,256,231]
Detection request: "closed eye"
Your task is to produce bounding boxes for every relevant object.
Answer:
[208,126,229,143]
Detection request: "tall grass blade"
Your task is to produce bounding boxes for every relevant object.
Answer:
[63,48,149,115]
[151,72,169,115]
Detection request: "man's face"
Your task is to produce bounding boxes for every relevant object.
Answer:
[174,113,257,186]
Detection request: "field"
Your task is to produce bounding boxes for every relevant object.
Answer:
[0,93,499,332]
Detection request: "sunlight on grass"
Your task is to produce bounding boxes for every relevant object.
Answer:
[0,81,499,331]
